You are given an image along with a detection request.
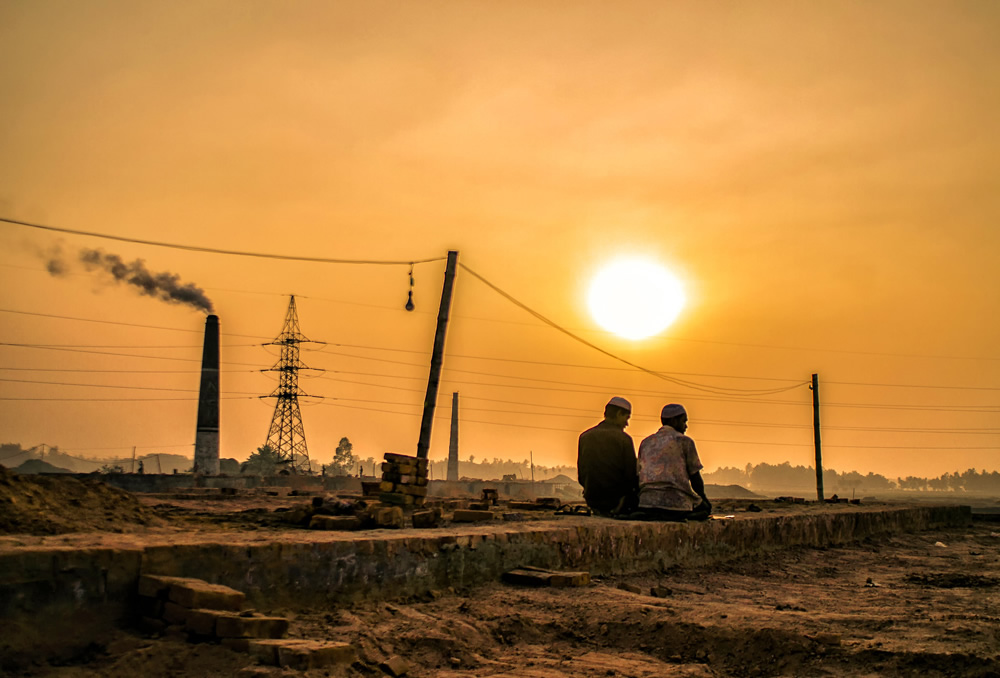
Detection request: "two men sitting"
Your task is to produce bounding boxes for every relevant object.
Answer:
[577,397,712,521]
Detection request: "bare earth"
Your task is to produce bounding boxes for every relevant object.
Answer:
[11,521,1000,678]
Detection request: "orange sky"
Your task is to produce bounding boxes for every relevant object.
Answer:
[1,1,998,479]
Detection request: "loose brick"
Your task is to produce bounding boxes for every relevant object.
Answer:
[453,509,494,523]
[185,608,226,636]
[248,639,283,665]
[216,614,289,639]
[278,640,356,669]
[381,655,410,677]
[162,601,190,625]
[309,515,361,531]
[411,510,439,529]
[617,582,643,594]
[382,462,418,476]
[136,595,164,618]
[651,585,673,598]
[502,569,552,587]
[168,580,245,611]
[379,492,415,506]
[221,637,251,653]
[372,506,404,528]
[383,453,428,468]
[137,574,201,599]
[400,484,428,497]
[549,571,590,587]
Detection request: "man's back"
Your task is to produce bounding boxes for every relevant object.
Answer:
[637,426,703,511]
[577,421,637,513]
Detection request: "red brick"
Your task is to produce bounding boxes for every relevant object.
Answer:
[278,640,356,669]
[221,637,251,653]
[168,580,245,611]
[411,510,439,529]
[309,515,361,531]
[137,574,201,599]
[216,614,289,639]
[452,509,494,523]
[185,608,226,636]
[162,601,190,625]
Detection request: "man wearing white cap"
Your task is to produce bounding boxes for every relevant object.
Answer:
[577,396,639,516]
[635,404,712,521]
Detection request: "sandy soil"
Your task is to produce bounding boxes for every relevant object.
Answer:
[10,522,999,678]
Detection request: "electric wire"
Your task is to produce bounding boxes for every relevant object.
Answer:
[0,308,271,340]
[1,216,446,265]
[0,377,261,395]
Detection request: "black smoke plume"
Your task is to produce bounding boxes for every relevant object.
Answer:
[73,248,215,313]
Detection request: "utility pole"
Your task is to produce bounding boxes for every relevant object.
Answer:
[811,373,824,501]
[416,251,459,459]
[447,391,460,481]
[131,445,137,473]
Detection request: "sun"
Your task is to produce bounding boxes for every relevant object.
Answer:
[587,258,686,340]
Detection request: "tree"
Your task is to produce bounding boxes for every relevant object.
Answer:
[328,437,358,476]
[241,445,284,476]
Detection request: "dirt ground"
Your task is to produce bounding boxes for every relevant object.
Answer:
[7,521,998,678]
[3,469,998,677]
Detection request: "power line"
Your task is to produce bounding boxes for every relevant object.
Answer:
[0,342,264,366]
[0,367,257,374]
[0,377,261,395]
[0,308,270,339]
[0,342,259,349]
[1,216,446,266]
[0,396,256,401]
[459,262,812,396]
[827,379,1000,392]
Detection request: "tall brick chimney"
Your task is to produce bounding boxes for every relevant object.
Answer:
[193,314,220,474]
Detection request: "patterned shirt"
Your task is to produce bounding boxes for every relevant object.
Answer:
[637,425,703,511]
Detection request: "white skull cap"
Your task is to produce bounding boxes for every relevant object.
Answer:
[607,396,632,412]
[661,403,686,419]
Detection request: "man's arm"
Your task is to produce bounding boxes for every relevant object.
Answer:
[690,471,712,511]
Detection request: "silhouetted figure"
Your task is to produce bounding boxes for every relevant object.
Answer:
[137,460,144,475]
[577,397,639,516]
[628,404,711,522]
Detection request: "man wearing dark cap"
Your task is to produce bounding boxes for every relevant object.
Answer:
[635,404,711,521]
[577,397,639,516]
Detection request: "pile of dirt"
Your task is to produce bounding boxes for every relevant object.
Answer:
[0,464,164,535]
[14,458,73,474]
[706,483,763,499]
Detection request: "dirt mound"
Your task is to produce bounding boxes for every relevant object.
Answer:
[0,465,164,535]
[14,458,73,474]
[706,483,762,499]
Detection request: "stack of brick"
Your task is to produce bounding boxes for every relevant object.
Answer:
[137,575,356,668]
[137,575,287,648]
[378,452,428,507]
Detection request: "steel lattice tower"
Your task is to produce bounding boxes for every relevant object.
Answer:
[262,296,321,473]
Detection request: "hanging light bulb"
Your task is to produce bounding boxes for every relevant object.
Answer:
[405,263,415,311]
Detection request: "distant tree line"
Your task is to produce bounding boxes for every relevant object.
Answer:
[703,462,1000,494]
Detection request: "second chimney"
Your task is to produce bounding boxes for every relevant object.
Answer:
[194,314,220,475]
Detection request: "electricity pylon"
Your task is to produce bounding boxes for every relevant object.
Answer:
[261,295,322,473]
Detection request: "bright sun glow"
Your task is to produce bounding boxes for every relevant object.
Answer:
[588,258,686,340]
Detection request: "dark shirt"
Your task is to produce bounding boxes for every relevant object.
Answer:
[577,420,638,513]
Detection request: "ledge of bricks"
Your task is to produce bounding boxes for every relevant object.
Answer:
[0,505,972,665]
